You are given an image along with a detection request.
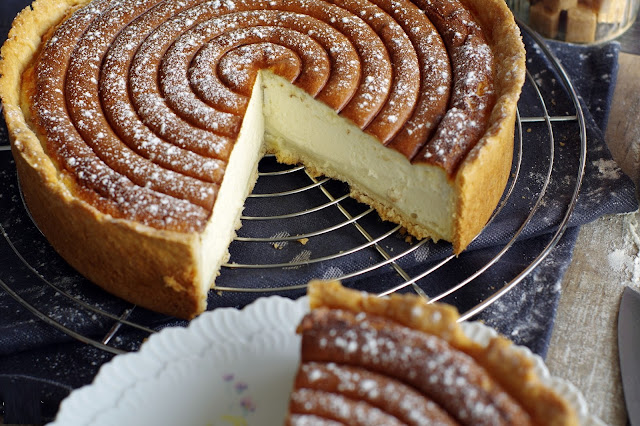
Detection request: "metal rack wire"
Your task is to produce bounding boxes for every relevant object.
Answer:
[0,23,586,356]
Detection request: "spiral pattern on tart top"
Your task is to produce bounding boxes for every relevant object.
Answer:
[29,0,495,232]
[290,308,532,426]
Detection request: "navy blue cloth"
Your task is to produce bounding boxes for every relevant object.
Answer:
[0,1,638,422]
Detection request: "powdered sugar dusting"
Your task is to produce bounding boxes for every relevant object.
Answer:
[301,309,530,424]
[295,362,456,425]
[32,0,502,230]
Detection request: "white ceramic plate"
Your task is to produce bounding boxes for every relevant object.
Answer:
[51,296,604,425]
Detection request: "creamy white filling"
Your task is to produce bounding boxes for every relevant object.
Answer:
[198,73,265,291]
[262,72,455,241]
[199,71,455,289]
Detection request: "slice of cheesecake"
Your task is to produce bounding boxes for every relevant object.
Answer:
[286,281,579,425]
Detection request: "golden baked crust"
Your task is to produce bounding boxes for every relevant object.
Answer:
[453,0,526,252]
[296,280,578,426]
[0,0,525,317]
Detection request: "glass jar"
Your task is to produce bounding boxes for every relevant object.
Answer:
[507,0,639,43]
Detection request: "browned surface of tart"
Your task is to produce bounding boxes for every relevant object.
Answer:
[0,0,525,318]
[286,281,579,426]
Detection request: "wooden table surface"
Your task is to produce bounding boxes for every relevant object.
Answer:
[545,25,640,425]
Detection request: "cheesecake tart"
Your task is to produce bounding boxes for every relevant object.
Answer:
[287,281,578,425]
[0,0,525,318]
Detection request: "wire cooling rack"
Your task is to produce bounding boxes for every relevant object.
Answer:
[0,24,586,355]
